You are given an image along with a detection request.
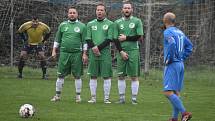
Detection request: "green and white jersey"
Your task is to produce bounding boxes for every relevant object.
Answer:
[86,18,113,60]
[114,16,143,51]
[55,20,86,53]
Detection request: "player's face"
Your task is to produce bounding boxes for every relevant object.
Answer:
[32,19,39,28]
[68,8,78,21]
[122,4,133,17]
[96,5,106,20]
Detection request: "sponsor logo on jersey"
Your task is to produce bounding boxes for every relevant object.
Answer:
[92,25,97,30]
[103,25,108,30]
[129,23,135,28]
[74,27,80,32]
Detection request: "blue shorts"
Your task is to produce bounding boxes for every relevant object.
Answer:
[163,61,184,92]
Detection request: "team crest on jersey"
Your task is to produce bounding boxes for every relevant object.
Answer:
[74,27,80,32]
[129,23,135,28]
[64,27,68,31]
[92,25,97,30]
[103,25,108,30]
[120,24,124,29]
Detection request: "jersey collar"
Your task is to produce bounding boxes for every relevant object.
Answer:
[68,19,79,23]
[96,18,106,22]
[122,16,133,20]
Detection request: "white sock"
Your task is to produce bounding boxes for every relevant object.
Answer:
[56,78,64,96]
[118,80,126,98]
[75,79,82,95]
[89,79,97,97]
[104,79,111,99]
[131,80,139,100]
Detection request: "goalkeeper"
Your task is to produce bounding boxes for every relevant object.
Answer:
[17,16,51,79]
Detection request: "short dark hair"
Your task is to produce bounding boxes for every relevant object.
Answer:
[32,16,38,20]
[122,1,133,8]
[68,6,77,10]
[96,2,106,11]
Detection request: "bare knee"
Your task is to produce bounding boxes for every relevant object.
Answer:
[163,91,174,97]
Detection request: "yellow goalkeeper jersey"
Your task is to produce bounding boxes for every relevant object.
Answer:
[18,21,50,45]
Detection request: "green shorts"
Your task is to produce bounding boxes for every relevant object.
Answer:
[57,52,83,77]
[117,49,140,77]
[87,50,112,78]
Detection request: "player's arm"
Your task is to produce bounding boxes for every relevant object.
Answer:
[165,36,176,65]
[97,23,113,51]
[42,24,51,43]
[85,23,100,56]
[113,22,128,60]
[82,25,88,64]
[18,23,28,42]
[119,19,143,42]
[182,36,193,61]
[52,24,62,58]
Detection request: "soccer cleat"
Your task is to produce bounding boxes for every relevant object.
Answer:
[17,73,23,79]
[88,98,96,103]
[50,96,60,102]
[115,99,125,104]
[75,96,82,103]
[131,99,138,105]
[42,74,48,80]
[181,112,192,121]
[104,99,111,104]
[168,118,178,121]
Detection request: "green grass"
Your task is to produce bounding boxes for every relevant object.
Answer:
[0,66,214,121]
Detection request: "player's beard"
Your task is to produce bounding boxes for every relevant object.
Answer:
[124,12,131,18]
[69,18,77,21]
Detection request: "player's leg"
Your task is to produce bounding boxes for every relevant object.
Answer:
[51,52,70,102]
[130,77,139,104]
[51,76,64,102]
[101,57,112,103]
[116,53,127,103]
[178,62,192,121]
[163,62,191,120]
[37,46,47,79]
[87,57,99,103]
[71,52,83,103]
[127,50,140,104]
[17,45,29,78]
[88,76,97,103]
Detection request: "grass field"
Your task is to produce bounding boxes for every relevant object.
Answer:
[0,66,214,121]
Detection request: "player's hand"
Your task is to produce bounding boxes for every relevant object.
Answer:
[43,40,48,45]
[120,51,129,60]
[92,46,101,56]
[51,49,57,59]
[82,53,88,64]
[118,34,126,42]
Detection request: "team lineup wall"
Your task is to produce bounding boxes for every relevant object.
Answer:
[0,0,214,69]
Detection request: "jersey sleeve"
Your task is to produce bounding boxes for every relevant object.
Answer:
[54,24,63,44]
[107,23,113,40]
[183,36,193,60]
[82,24,87,44]
[113,21,119,40]
[136,19,143,35]
[43,24,51,34]
[164,31,176,64]
[85,23,92,40]
[18,22,29,33]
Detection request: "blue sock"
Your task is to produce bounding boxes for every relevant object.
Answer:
[172,104,179,119]
[168,94,186,113]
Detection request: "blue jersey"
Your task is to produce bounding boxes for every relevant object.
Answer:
[163,27,193,64]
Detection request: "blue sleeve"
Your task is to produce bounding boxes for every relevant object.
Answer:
[166,36,176,64]
[183,36,193,60]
